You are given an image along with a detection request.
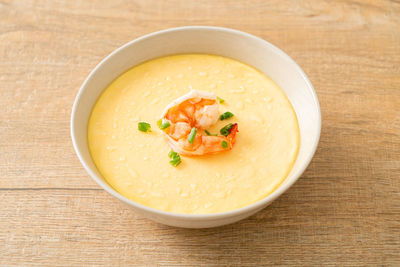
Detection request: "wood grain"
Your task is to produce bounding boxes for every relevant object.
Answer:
[1,0,399,265]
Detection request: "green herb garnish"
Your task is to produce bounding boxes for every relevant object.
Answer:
[168,150,181,167]
[188,127,197,144]
[221,141,228,149]
[170,156,181,167]
[138,122,151,132]
[217,96,225,104]
[157,118,171,130]
[220,123,233,136]
[219,111,234,121]
[205,130,217,136]
[168,151,178,158]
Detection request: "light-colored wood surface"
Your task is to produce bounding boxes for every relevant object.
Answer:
[1,0,399,265]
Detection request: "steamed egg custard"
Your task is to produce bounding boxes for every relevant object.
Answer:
[88,54,300,214]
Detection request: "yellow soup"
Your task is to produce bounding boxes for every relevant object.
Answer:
[88,54,300,214]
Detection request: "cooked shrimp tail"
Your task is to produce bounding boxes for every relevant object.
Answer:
[227,123,238,145]
[160,90,239,156]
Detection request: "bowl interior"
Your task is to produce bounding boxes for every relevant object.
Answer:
[72,26,320,215]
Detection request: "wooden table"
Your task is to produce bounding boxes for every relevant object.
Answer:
[1,0,399,265]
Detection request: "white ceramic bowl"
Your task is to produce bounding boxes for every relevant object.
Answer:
[71,26,321,228]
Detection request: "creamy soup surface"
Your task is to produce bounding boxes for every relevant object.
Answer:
[88,54,300,214]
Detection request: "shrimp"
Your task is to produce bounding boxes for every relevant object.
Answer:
[160,90,238,156]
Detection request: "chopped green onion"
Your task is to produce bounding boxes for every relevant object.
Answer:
[168,150,181,167]
[168,151,178,159]
[161,121,171,130]
[217,96,225,104]
[220,123,233,136]
[188,127,197,144]
[219,111,234,121]
[170,156,181,167]
[221,141,228,149]
[157,119,171,130]
[138,122,151,132]
[205,130,217,136]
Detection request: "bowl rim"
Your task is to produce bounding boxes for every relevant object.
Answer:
[71,25,321,220]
